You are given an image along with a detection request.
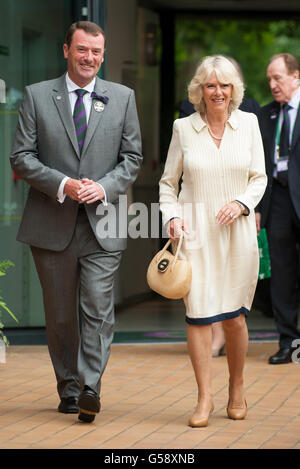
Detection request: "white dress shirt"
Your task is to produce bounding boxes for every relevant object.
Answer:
[66,73,95,121]
[273,86,300,177]
[57,73,107,204]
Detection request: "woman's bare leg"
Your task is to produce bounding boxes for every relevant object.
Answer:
[222,314,248,411]
[187,323,214,424]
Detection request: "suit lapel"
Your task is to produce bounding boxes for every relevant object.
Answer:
[291,102,300,149]
[52,75,80,158]
[266,102,280,165]
[81,77,109,158]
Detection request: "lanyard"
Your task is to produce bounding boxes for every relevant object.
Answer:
[275,107,291,160]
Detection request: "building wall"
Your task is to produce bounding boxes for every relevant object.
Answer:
[106,0,137,84]
[106,0,162,305]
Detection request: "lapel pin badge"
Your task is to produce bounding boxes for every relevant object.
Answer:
[91,92,109,112]
[94,101,105,113]
[57,95,62,101]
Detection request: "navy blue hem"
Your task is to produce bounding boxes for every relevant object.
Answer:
[235,199,250,216]
[185,307,249,325]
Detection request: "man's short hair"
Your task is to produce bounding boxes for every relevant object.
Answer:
[65,21,106,48]
[269,53,299,74]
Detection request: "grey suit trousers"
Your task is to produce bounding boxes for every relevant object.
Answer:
[31,205,122,398]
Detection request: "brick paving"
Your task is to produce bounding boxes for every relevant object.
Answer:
[0,342,299,449]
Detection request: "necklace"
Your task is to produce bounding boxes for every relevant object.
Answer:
[205,113,226,140]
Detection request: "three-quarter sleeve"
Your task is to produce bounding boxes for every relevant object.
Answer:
[159,120,183,226]
[235,114,267,211]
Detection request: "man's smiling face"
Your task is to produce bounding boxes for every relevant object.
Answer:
[63,29,105,87]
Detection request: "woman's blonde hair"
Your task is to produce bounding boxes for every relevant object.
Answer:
[188,55,245,113]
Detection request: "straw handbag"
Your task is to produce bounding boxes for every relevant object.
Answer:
[147,232,192,299]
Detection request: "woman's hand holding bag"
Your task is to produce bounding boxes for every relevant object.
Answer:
[146,231,192,300]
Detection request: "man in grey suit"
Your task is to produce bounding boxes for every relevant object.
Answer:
[10,21,142,423]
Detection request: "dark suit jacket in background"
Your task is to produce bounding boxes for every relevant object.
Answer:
[258,100,300,227]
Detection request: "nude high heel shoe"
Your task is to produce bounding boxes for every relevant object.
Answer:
[188,403,214,427]
[227,399,247,420]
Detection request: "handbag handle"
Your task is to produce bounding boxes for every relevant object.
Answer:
[157,231,184,271]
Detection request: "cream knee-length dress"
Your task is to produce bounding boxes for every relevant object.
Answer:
[159,110,267,324]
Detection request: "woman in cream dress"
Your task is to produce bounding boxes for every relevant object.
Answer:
[159,56,267,427]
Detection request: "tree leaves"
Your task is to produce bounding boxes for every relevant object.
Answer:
[175,18,300,107]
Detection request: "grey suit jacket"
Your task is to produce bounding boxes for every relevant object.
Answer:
[10,74,143,251]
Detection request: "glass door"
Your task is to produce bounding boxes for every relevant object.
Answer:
[0,0,74,327]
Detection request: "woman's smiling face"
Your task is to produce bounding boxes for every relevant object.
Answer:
[202,72,233,114]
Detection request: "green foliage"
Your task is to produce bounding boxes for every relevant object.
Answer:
[0,260,14,276]
[175,18,300,107]
[0,260,18,345]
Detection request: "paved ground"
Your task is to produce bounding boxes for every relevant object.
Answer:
[0,342,299,450]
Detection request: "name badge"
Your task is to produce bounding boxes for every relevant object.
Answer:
[277,158,288,173]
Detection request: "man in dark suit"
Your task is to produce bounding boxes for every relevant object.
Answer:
[257,53,300,364]
[10,21,142,421]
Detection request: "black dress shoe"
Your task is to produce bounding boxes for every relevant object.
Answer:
[58,397,79,414]
[269,348,293,365]
[78,387,101,423]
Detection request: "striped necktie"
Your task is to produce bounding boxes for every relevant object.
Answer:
[279,103,291,157]
[73,89,88,154]
[277,103,291,186]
